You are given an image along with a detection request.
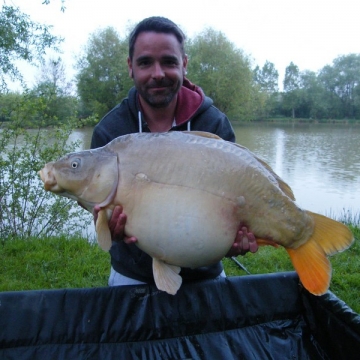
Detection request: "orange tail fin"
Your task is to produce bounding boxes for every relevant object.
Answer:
[286,211,353,296]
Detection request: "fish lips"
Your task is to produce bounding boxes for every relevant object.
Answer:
[39,165,63,193]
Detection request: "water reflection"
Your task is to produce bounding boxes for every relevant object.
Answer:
[274,128,285,176]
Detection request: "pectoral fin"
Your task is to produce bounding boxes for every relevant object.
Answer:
[95,209,112,251]
[152,258,182,295]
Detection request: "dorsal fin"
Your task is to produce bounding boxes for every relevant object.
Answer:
[182,131,222,140]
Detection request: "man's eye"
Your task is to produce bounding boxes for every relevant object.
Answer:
[164,60,177,66]
[138,60,151,67]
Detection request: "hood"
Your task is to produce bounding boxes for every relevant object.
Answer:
[174,78,210,126]
[129,78,212,129]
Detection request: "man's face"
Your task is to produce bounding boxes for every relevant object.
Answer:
[128,32,188,108]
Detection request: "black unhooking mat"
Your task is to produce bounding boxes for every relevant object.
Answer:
[1,272,360,359]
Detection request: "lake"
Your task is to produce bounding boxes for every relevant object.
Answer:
[70,122,360,220]
[234,122,360,219]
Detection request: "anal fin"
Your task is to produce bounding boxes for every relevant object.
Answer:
[153,258,182,295]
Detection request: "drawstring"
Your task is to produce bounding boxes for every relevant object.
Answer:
[138,110,191,132]
[138,111,142,133]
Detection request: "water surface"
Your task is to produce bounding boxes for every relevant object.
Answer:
[233,123,360,218]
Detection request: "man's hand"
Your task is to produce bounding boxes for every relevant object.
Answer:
[93,205,137,244]
[225,226,258,257]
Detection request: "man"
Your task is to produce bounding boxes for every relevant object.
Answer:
[91,16,257,287]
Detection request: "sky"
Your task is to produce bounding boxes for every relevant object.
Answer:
[9,0,360,90]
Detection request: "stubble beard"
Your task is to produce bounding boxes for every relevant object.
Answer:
[141,91,176,108]
[137,80,182,109]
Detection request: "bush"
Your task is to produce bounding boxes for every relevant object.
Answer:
[0,117,92,242]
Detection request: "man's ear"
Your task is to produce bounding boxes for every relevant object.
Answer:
[183,55,188,76]
[127,57,133,78]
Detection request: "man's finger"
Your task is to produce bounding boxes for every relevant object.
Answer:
[249,237,259,253]
[124,236,138,244]
[238,231,249,252]
[112,213,127,235]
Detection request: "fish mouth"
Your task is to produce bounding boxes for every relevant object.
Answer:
[38,168,46,182]
[38,164,63,192]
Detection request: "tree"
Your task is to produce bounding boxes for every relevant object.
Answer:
[29,57,77,125]
[319,54,360,118]
[0,4,61,91]
[317,65,341,118]
[283,62,301,118]
[253,61,279,118]
[42,0,67,12]
[36,57,73,95]
[253,61,279,93]
[76,27,132,118]
[0,91,22,122]
[297,70,327,119]
[186,28,254,120]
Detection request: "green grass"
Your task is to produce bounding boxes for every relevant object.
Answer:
[0,235,109,291]
[1,226,359,314]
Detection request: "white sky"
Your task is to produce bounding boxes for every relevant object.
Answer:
[9,0,360,89]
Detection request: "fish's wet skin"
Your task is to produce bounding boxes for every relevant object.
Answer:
[39,131,354,295]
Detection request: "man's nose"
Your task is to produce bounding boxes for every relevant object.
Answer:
[152,63,165,79]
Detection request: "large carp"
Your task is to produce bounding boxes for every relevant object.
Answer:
[39,131,353,295]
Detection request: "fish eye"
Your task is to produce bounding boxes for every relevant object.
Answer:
[71,159,81,169]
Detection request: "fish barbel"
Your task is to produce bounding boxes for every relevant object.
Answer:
[38,131,354,295]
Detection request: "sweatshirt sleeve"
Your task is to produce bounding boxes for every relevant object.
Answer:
[91,125,107,149]
[191,105,236,143]
[90,95,139,149]
[213,113,236,142]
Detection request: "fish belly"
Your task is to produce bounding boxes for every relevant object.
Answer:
[122,180,238,268]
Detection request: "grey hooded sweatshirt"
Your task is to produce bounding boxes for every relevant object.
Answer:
[91,78,236,284]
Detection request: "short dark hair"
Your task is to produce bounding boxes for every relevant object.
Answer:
[128,16,186,60]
